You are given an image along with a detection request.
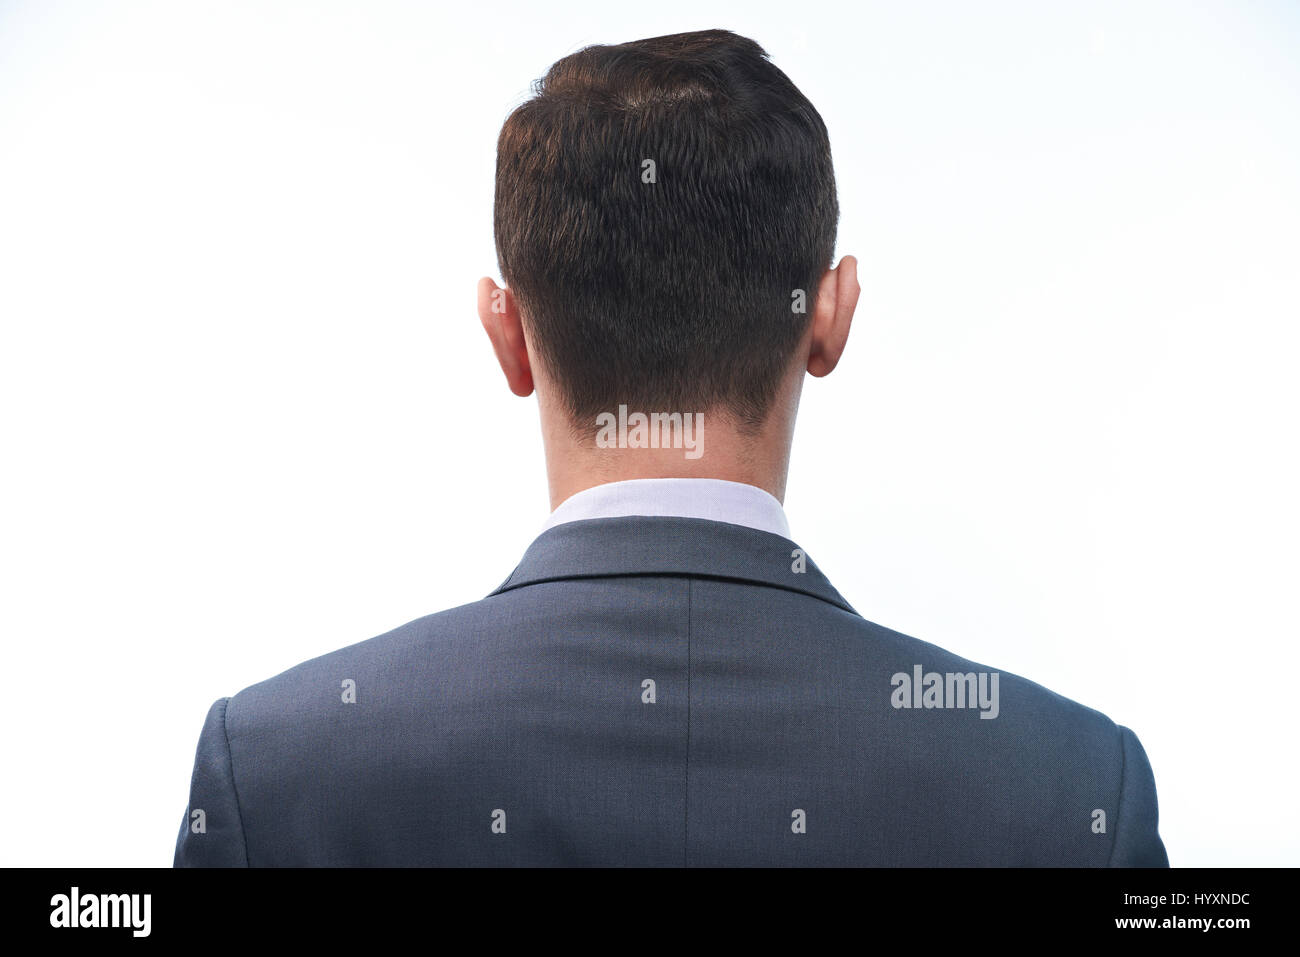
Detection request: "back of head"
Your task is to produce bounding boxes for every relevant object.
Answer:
[494,29,839,435]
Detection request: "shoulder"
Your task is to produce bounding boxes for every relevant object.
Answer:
[854,616,1148,861]
[222,596,498,735]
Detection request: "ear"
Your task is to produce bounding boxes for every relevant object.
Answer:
[477,276,534,397]
[806,255,860,378]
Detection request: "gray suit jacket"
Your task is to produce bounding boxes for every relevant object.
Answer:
[174,515,1168,866]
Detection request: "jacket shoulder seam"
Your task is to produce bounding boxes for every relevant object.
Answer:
[219,696,251,867]
[1105,722,1127,867]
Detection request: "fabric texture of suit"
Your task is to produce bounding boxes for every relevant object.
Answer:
[174,515,1168,866]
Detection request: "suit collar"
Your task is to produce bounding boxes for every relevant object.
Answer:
[488,515,858,615]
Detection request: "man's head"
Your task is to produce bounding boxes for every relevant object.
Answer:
[479,29,859,505]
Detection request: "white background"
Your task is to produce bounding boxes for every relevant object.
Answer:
[1,0,1296,867]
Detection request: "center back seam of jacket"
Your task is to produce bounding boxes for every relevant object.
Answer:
[684,577,693,868]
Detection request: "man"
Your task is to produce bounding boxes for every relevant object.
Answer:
[174,28,1167,867]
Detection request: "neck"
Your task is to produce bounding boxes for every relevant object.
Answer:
[538,385,801,513]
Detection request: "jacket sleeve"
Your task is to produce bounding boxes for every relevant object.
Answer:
[173,697,249,867]
[1108,725,1169,867]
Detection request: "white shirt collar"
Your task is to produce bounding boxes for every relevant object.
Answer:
[541,477,791,540]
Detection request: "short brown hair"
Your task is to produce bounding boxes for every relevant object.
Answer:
[494,29,839,432]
